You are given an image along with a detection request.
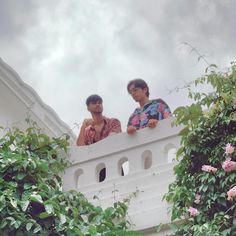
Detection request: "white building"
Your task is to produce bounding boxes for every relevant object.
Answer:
[0,58,181,236]
[0,58,75,140]
[63,119,181,236]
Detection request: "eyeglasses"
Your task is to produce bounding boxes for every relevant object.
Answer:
[129,87,142,94]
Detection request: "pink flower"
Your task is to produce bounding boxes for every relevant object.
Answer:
[188,207,199,217]
[227,186,236,201]
[222,158,236,172]
[225,143,235,155]
[194,194,201,204]
[233,99,236,105]
[201,165,217,173]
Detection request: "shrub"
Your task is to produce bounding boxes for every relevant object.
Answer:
[164,63,236,235]
[0,120,139,236]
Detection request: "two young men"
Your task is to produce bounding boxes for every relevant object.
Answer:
[76,79,171,146]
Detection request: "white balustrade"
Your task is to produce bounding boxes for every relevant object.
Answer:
[63,117,182,235]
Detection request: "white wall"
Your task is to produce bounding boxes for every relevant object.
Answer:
[0,58,75,141]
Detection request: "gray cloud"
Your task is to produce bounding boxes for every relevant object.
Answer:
[0,0,235,134]
[0,1,37,38]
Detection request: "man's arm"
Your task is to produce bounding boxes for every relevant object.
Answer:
[109,118,122,135]
[76,119,93,146]
[126,114,137,135]
[127,125,137,134]
[147,99,171,128]
[159,99,172,119]
[76,126,86,146]
[147,119,158,128]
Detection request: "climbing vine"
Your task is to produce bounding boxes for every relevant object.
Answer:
[164,62,236,235]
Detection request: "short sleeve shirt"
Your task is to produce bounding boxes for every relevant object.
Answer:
[127,99,171,129]
[84,117,121,145]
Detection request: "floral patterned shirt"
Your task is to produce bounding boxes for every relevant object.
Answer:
[127,99,172,129]
[84,117,121,145]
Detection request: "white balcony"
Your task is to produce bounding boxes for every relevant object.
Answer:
[63,117,182,235]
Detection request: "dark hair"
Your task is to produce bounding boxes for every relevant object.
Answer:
[127,78,150,97]
[86,94,103,106]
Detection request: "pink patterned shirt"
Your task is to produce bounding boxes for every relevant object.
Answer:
[84,117,121,145]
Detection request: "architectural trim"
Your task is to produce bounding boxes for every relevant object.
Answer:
[0,57,75,140]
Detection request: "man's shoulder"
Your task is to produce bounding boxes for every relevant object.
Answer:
[131,107,141,114]
[151,98,172,115]
[151,98,166,104]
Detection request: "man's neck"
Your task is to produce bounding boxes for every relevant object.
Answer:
[92,114,104,125]
[139,97,150,108]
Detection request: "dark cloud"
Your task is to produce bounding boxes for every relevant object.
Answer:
[0,1,38,38]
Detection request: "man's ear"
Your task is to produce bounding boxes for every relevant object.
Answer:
[87,106,90,112]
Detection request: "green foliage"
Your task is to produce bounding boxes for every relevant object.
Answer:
[164,62,236,235]
[0,120,139,236]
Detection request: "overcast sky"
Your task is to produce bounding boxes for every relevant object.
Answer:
[0,0,235,134]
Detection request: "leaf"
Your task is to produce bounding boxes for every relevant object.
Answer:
[39,212,50,219]
[30,194,43,203]
[0,220,7,229]
[60,214,66,224]
[156,223,163,233]
[209,64,217,69]
[33,225,41,233]
[38,162,49,172]
[221,228,231,236]
[10,198,17,208]
[45,204,54,214]
[13,220,21,229]
[26,222,33,231]
[179,127,189,136]
[16,173,26,180]
[6,217,15,222]
[21,200,30,211]
[88,225,97,234]
[24,183,32,190]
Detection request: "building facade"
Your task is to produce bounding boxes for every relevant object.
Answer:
[0,58,181,235]
[0,57,75,141]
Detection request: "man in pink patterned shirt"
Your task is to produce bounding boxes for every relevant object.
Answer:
[76,95,121,146]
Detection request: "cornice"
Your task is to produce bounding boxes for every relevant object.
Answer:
[0,57,76,140]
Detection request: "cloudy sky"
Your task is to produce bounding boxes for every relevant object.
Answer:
[0,0,235,134]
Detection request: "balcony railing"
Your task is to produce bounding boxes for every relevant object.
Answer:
[63,117,182,233]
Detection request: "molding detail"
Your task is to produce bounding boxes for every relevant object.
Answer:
[0,57,75,140]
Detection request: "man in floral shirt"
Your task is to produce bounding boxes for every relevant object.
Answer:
[76,94,121,146]
[127,79,171,134]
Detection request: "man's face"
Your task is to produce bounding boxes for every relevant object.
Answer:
[128,84,148,102]
[87,100,103,114]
